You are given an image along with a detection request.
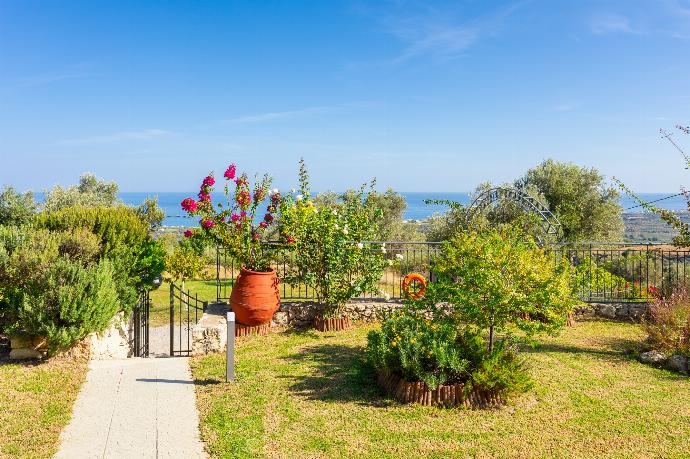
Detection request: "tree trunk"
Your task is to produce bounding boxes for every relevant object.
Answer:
[488,325,494,352]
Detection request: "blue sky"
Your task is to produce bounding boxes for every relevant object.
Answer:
[1,0,689,193]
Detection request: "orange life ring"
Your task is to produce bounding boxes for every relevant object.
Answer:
[402,273,427,300]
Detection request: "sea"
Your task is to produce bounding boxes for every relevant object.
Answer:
[107,191,687,227]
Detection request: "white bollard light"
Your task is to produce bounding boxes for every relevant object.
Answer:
[226,312,235,382]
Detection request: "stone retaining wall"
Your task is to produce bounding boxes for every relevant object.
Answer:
[578,302,651,322]
[10,312,131,360]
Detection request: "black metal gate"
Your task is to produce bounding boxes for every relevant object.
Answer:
[132,289,150,357]
[170,283,207,356]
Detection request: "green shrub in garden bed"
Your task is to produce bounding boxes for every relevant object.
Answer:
[367,224,575,404]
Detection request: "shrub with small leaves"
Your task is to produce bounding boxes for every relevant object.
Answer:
[643,286,690,357]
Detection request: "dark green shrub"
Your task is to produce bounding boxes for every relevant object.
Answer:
[36,205,148,256]
[366,306,531,397]
[15,258,119,354]
[0,226,121,352]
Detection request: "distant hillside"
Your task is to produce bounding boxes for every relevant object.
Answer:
[624,211,690,243]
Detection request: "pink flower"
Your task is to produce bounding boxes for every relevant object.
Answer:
[259,221,268,228]
[184,230,193,238]
[264,213,274,223]
[202,219,215,228]
[252,233,261,240]
[202,175,215,187]
[253,188,265,203]
[240,211,247,217]
[224,163,236,180]
[181,198,198,212]
[231,214,240,222]
[198,192,211,203]
[286,235,296,243]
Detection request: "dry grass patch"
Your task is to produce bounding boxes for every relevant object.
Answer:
[0,358,87,459]
[191,321,690,459]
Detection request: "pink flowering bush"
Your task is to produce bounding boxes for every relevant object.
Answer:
[180,163,286,271]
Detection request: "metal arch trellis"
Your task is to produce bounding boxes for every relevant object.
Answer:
[465,187,562,242]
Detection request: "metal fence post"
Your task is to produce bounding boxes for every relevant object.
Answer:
[226,312,235,382]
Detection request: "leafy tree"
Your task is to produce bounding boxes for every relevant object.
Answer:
[424,200,470,242]
[135,196,166,232]
[517,160,623,242]
[0,186,37,226]
[43,173,120,212]
[433,225,576,350]
[165,242,209,289]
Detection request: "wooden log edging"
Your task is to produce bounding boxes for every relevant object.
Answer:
[235,322,272,337]
[314,316,352,332]
[376,370,504,408]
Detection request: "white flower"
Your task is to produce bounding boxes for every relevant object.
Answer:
[383,292,391,301]
[312,207,318,213]
[356,242,364,249]
[296,194,304,202]
[334,223,340,230]
[395,254,404,261]
[342,226,349,235]
[332,209,338,216]
[271,188,279,195]
[380,246,387,254]
[291,188,296,193]
[387,260,394,266]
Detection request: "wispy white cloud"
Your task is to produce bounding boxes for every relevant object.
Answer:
[1,64,98,91]
[380,1,528,64]
[551,102,581,113]
[58,129,171,146]
[219,102,370,125]
[588,13,639,35]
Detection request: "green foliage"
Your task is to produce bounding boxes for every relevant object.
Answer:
[280,160,387,317]
[36,205,148,255]
[0,227,121,353]
[424,200,469,242]
[135,196,166,232]
[434,225,576,349]
[518,160,624,242]
[571,255,630,297]
[42,173,120,212]
[366,306,531,396]
[643,286,690,357]
[0,187,37,227]
[166,243,209,287]
[15,258,120,354]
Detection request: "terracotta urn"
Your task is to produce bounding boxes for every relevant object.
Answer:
[230,267,280,326]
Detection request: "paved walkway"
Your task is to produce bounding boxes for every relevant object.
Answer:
[55,357,206,459]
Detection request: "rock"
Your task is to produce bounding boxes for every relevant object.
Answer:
[640,350,666,365]
[191,303,228,356]
[9,348,44,360]
[666,354,688,373]
[597,304,618,319]
[272,311,288,326]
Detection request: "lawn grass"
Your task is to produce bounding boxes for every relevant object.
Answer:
[0,358,87,459]
[191,320,690,458]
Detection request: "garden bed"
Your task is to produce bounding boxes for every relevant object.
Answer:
[376,369,503,408]
[191,320,690,458]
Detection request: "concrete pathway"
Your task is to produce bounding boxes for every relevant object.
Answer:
[55,358,206,459]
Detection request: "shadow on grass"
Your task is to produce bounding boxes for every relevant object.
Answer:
[522,335,640,361]
[281,343,393,407]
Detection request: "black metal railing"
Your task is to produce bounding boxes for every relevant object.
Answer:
[132,289,150,357]
[170,283,207,356]
[216,242,442,303]
[551,243,690,303]
[215,241,690,305]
